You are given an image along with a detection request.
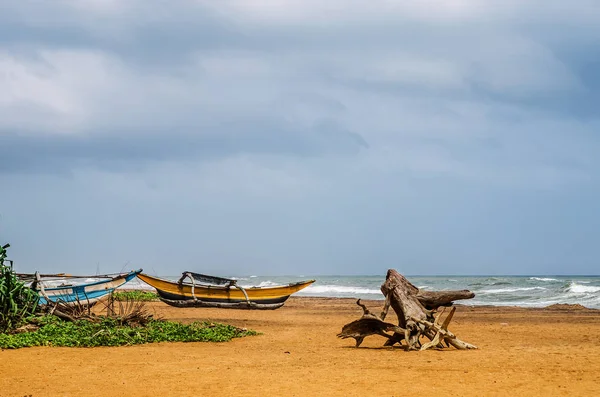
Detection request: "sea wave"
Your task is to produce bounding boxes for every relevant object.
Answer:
[479,287,547,294]
[253,280,278,287]
[529,277,560,282]
[121,275,600,309]
[303,285,382,295]
[469,281,513,287]
[567,283,600,294]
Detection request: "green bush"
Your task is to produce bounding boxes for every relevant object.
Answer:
[0,244,39,332]
[112,290,158,301]
[0,315,257,349]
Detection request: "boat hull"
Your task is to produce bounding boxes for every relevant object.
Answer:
[36,270,142,305]
[159,297,286,310]
[137,273,315,310]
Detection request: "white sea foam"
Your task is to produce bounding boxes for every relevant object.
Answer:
[529,277,559,282]
[253,280,278,287]
[303,285,382,295]
[43,280,72,288]
[479,287,546,294]
[568,283,600,294]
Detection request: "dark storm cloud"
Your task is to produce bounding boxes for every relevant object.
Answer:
[0,120,368,174]
[0,2,244,70]
[1,1,598,115]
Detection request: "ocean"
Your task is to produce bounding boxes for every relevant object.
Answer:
[124,274,600,309]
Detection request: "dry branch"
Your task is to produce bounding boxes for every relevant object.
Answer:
[337,299,406,347]
[416,290,475,310]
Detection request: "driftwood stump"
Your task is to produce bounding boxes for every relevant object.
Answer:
[338,269,477,351]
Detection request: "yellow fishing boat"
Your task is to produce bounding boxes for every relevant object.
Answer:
[137,272,315,310]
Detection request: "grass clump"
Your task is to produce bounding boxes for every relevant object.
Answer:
[0,315,257,349]
[112,290,158,302]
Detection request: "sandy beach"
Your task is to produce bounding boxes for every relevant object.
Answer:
[2,297,600,396]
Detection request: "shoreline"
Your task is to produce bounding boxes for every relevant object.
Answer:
[2,297,600,396]
[120,289,600,311]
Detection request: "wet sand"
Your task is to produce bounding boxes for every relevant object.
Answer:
[2,297,600,396]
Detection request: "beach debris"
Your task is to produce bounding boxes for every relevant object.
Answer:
[11,324,39,334]
[38,291,154,327]
[338,269,477,351]
[337,307,405,347]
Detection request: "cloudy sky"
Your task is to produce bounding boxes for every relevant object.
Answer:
[1,1,599,276]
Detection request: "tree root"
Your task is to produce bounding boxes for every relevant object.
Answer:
[337,271,478,351]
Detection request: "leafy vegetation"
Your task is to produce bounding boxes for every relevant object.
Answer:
[0,244,39,332]
[0,315,257,349]
[112,290,158,302]
[0,243,258,349]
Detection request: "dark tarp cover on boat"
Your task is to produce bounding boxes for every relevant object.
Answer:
[181,272,237,286]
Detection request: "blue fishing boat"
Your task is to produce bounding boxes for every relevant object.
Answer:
[27,269,142,305]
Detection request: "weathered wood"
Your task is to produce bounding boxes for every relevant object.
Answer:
[381,269,430,327]
[414,313,477,350]
[11,324,40,334]
[380,269,477,350]
[337,300,405,347]
[338,269,477,351]
[375,270,474,310]
[416,290,475,310]
[51,309,77,322]
[337,317,405,347]
[380,269,433,350]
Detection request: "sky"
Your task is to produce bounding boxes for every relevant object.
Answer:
[1,1,599,276]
